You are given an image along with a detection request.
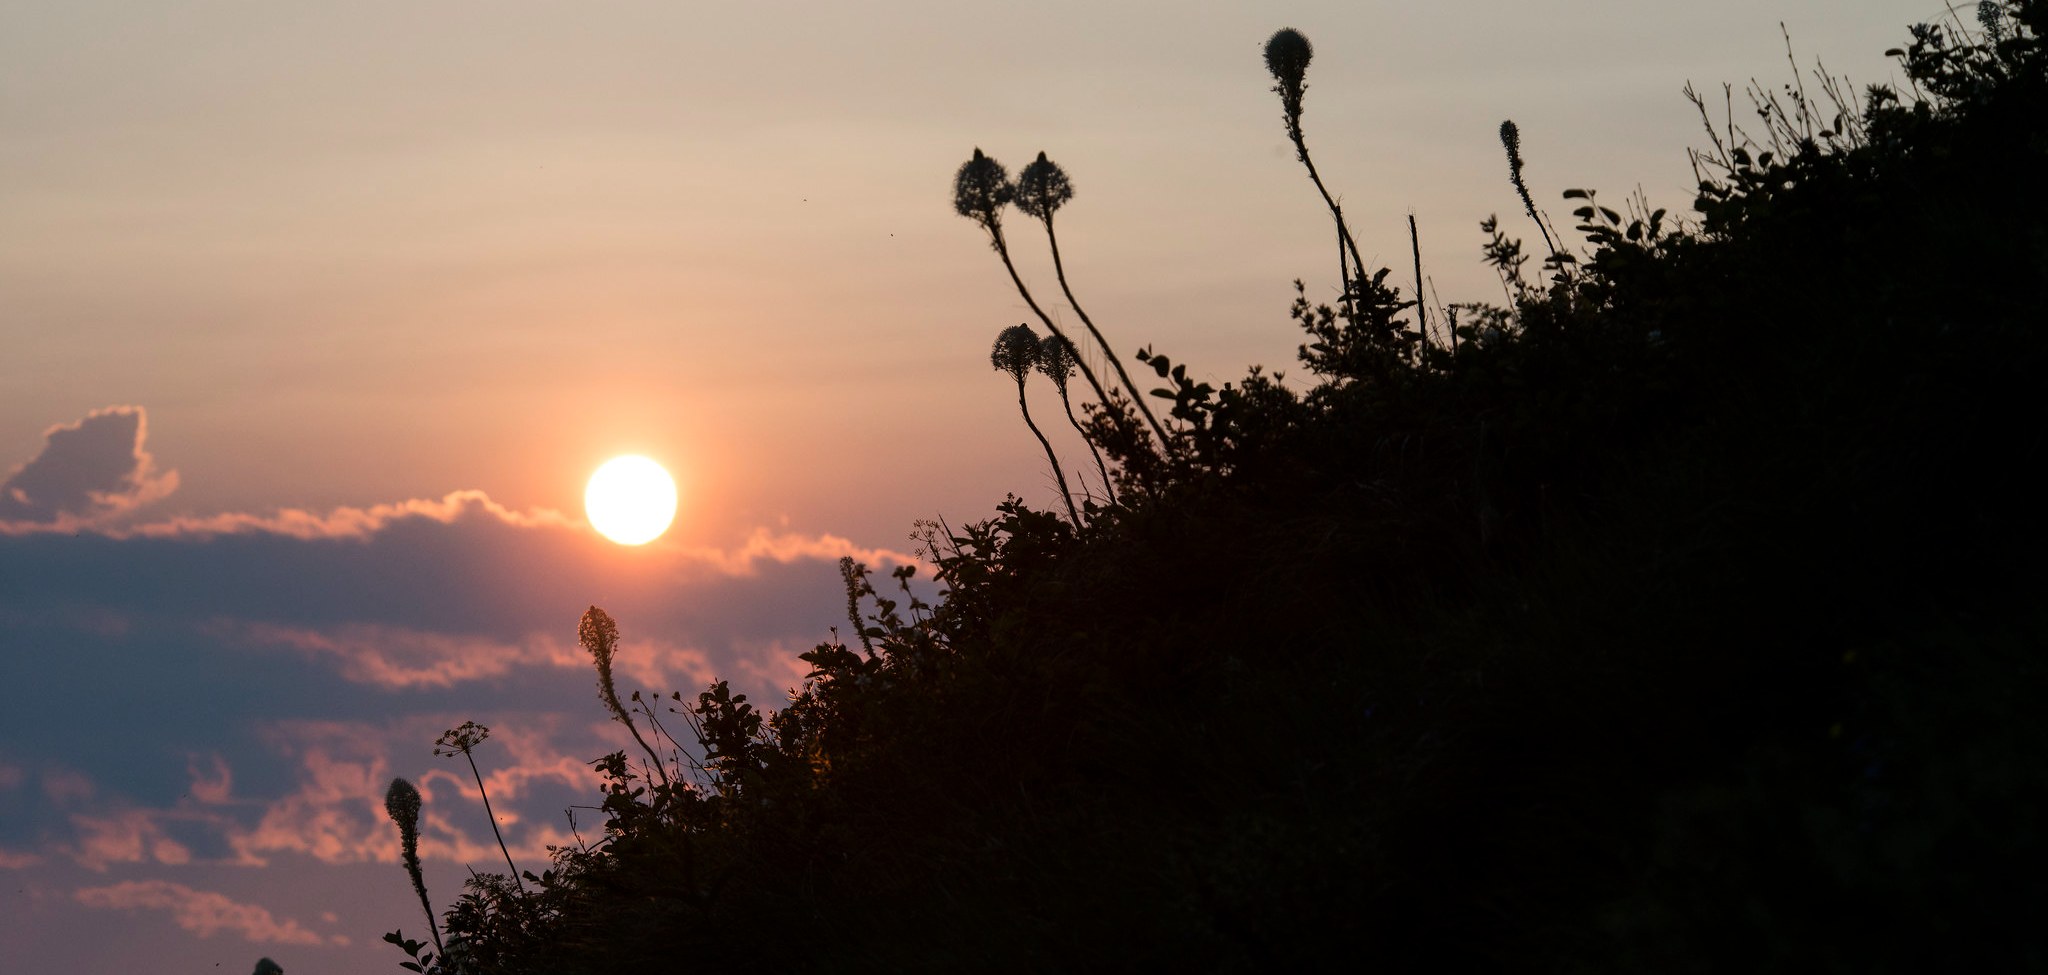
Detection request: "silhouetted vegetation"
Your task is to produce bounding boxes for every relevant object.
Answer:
[384,4,2048,970]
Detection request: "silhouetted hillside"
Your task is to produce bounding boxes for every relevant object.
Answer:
[381,4,2048,971]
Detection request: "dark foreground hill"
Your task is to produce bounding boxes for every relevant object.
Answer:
[383,5,2048,972]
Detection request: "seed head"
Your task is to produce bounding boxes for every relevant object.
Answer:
[579,605,630,725]
[1264,28,1313,88]
[1265,28,1313,126]
[433,720,490,757]
[953,148,1014,232]
[384,777,422,832]
[1014,152,1074,221]
[1037,331,1076,394]
[991,323,1042,383]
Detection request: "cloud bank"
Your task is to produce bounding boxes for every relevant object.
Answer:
[0,405,939,973]
[74,879,344,946]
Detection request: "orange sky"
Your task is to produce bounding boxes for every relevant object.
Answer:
[1,0,1941,548]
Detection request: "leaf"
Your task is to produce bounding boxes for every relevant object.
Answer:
[1561,188,1590,199]
[1150,387,1175,400]
[1598,206,1621,224]
[1571,207,1595,220]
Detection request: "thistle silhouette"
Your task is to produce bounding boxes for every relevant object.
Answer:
[955,149,1133,461]
[383,777,443,960]
[1014,150,1169,448]
[1265,28,1366,296]
[992,323,1082,525]
[434,720,525,894]
[1037,330,1116,503]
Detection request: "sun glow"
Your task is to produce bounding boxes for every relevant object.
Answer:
[585,455,678,546]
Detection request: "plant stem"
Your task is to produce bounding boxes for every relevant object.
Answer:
[1016,379,1082,526]
[1039,216,1171,447]
[463,749,526,894]
[1286,121,1367,291]
[989,227,1139,458]
[1409,213,1428,358]
[1055,381,1116,504]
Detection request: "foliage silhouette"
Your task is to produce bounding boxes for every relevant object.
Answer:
[385,4,2048,970]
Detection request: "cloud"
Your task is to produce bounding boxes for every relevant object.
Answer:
[0,406,177,531]
[73,880,340,946]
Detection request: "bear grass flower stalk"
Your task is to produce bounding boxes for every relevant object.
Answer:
[955,149,1136,458]
[1014,151,1170,448]
[1499,119,1560,256]
[383,777,444,960]
[1036,330,1116,503]
[992,323,1082,525]
[579,605,672,792]
[1265,28,1367,294]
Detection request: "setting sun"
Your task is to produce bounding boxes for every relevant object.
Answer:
[585,455,678,545]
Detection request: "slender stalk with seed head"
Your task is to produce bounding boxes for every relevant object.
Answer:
[1266,29,1367,294]
[992,324,1082,525]
[579,606,671,793]
[384,777,444,959]
[433,721,525,894]
[1500,120,1560,257]
[1014,151,1170,447]
[1037,330,1116,504]
[955,150,1139,455]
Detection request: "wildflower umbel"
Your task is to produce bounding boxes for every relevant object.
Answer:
[993,324,1082,525]
[383,777,443,958]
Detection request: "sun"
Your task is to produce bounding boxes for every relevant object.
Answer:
[584,455,678,546]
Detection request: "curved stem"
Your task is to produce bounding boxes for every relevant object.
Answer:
[1288,123,1368,291]
[1057,384,1116,504]
[1016,379,1082,526]
[464,750,526,894]
[1040,216,1171,447]
[989,228,1139,455]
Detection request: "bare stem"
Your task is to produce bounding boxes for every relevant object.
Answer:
[463,749,526,894]
[990,228,1143,461]
[1055,381,1117,504]
[1039,216,1171,447]
[1016,379,1082,526]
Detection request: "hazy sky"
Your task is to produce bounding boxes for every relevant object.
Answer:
[2,1,1946,970]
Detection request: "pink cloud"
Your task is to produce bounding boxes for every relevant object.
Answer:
[680,526,919,576]
[188,754,234,805]
[216,620,717,691]
[0,406,178,532]
[69,809,194,871]
[73,880,339,946]
[114,489,576,541]
[0,847,42,869]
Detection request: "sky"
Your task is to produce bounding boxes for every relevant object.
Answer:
[1,1,1948,970]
